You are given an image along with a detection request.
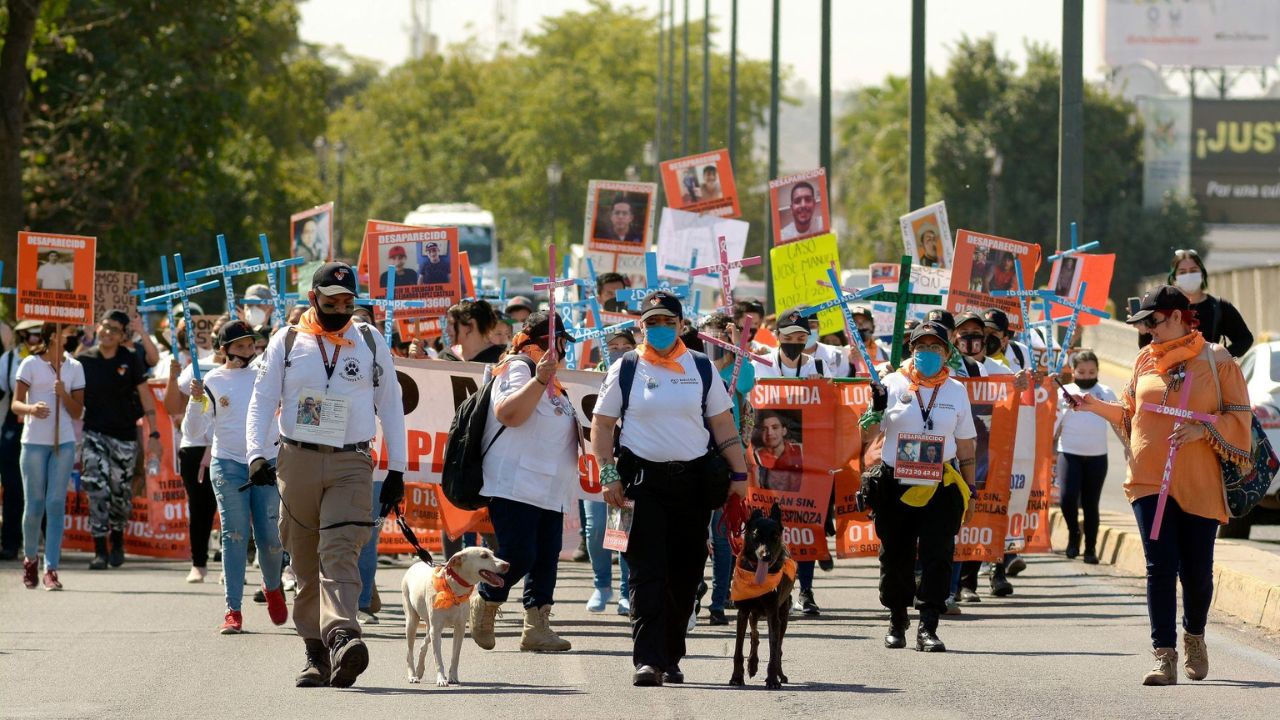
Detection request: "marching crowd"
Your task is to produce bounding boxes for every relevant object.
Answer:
[0,248,1259,689]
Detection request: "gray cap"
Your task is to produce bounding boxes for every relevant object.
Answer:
[244,284,272,301]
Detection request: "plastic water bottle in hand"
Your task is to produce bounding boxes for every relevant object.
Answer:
[147,457,161,477]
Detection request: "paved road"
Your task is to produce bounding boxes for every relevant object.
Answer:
[2,547,1278,720]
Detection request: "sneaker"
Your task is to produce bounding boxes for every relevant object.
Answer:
[687,610,697,632]
[220,609,244,634]
[944,595,962,616]
[42,569,63,591]
[1082,553,1099,565]
[264,586,289,626]
[185,566,207,583]
[957,588,982,603]
[1183,633,1208,681]
[586,588,612,613]
[22,558,38,589]
[329,631,370,688]
[616,596,631,616]
[281,565,298,592]
[1005,556,1027,577]
[799,589,820,616]
[357,609,379,625]
[1142,648,1178,686]
[708,609,729,626]
[818,556,834,572]
[253,588,267,604]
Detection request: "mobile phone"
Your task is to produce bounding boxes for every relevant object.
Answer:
[1053,376,1079,407]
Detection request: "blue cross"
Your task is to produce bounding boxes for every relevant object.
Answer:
[800,267,886,384]
[1047,222,1100,263]
[181,234,262,314]
[233,233,306,330]
[167,254,221,383]
[1036,281,1110,374]
[615,252,690,310]
[989,259,1040,348]
[0,261,17,296]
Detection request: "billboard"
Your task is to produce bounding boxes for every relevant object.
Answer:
[1191,99,1280,225]
[1103,0,1280,68]
[1138,96,1192,208]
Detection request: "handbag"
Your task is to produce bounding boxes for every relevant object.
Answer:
[1204,345,1280,518]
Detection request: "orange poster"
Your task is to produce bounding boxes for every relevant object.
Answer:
[376,481,444,555]
[833,381,879,558]
[357,219,424,286]
[62,494,190,560]
[364,226,461,321]
[145,382,191,535]
[769,168,830,246]
[659,148,741,218]
[1023,380,1058,553]
[946,230,1042,329]
[1045,253,1115,327]
[953,376,1018,562]
[17,231,97,325]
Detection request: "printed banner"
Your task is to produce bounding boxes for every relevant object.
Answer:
[17,231,97,325]
[946,230,1042,329]
[1137,96,1192,208]
[900,201,954,269]
[1022,380,1058,553]
[365,226,461,321]
[1045,253,1115,327]
[868,262,951,335]
[659,149,741,218]
[583,180,657,255]
[145,382,191,536]
[291,202,335,290]
[747,379,838,561]
[769,233,842,335]
[63,490,190,560]
[655,207,750,291]
[954,376,1017,562]
[769,168,830,246]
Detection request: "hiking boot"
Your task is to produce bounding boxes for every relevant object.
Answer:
[1183,633,1208,681]
[108,530,125,567]
[89,537,109,570]
[328,631,369,688]
[957,588,981,603]
[1142,648,1178,686]
[989,564,1014,597]
[219,609,243,635]
[916,611,945,652]
[708,609,729,626]
[884,608,909,649]
[469,594,501,650]
[799,589,820,616]
[520,605,571,652]
[264,586,289,626]
[296,639,330,688]
[42,569,62,591]
[22,558,38,589]
[1005,556,1027,577]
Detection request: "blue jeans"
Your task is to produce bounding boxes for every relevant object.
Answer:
[479,496,562,609]
[583,500,630,596]
[210,458,283,612]
[358,480,383,609]
[708,509,732,611]
[1131,494,1218,649]
[20,442,76,570]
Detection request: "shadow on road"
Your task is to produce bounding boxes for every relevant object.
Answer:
[345,682,583,696]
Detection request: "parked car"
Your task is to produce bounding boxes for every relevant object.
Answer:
[1221,341,1280,538]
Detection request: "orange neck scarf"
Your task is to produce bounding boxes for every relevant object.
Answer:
[1145,331,1205,375]
[636,340,688,374]
[296,307,354,348]
[730,557,797,602]
[900,357,949,392]
[504,331,564,393]
[431,565,474,610]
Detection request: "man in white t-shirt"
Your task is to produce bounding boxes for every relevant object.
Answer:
[779,182,824,242]
[754,307,828,379]
[36,251,74,291]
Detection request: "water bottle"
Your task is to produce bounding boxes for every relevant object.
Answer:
[147,457,160,477]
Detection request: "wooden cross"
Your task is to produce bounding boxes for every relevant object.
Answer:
[689,235,762,312]
[802,265,886,383]
[1036,281,1110,374]
[1047,222,1100,263]
[181,234,262,315]
[356,263,428,345]
[863,255,943,370]
[615,252,690,311]
[1140,370,1218,540]
[167,254,222,383]
[697,314,772,399]
[234,233,306,330]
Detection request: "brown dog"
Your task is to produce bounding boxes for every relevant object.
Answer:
[728,503,796,689]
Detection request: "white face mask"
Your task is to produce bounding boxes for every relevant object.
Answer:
[244,306,268,327]
[1175,272,1202,293]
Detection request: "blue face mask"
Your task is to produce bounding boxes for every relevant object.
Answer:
[645,325,678,351]
[913,348,944,377]
[806,329,820,349]
[605,348,629,366]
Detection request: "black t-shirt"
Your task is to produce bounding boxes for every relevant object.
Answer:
[78,345,148,441]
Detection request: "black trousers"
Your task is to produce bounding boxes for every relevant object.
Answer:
[622,459,710,672]
[874,479,964,616]
[1061,452,1107,554]
[0,418,24,553]
[178,446,217,568]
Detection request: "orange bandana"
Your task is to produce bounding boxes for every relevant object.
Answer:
[636,340,688,374]
[431,565,474,610]
[295,307,354,348]
[503,332,565,393]
[900,357,949,392]
[1143,331,1205,376]
[730,557,797,603]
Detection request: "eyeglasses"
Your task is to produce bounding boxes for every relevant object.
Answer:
[1136,314,1170,331]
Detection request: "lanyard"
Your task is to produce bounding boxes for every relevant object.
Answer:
[317,340,342,391]
[914,386,940,431]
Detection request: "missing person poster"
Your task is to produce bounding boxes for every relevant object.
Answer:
[893,433,946,485]
[365,226,461,321]
[946,230,1042,329]
[769,168,830,246]
[900,201,954,269]
[291,202,334,290]
[770,233,842,335]
[584,180,656,255]
[17,231,97,325]
[868,261,951,334]
[659,148,741,218]
[655,207,749,291]
[1045,253,1115,327]
[356,219,424,287]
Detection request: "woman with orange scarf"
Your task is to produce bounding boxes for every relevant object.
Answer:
[1074,286,1252,686]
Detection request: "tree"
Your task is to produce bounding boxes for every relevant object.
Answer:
[0,0,48,267]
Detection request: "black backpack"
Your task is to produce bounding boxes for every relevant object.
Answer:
[441,355,536,510]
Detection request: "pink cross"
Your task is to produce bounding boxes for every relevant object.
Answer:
[1140,369,1218,540]
[689,234,761,311]
[532,244,576,396]
[698,315,771,401]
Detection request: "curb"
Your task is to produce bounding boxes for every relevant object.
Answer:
[1048,508,1280,633]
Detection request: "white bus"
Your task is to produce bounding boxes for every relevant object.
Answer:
[403,203,498,289]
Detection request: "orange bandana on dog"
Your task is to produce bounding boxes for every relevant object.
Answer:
[432,565,475,610]
[730,557,797,603]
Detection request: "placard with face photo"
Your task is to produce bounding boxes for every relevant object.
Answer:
[364,226,461,321]
[17,231,97,325]
[769,168,830,246]
[291,203,335,292]
[900,201,954,269]
[583,180,656,255]
[659,148,741,218]
[945,230,1042,329]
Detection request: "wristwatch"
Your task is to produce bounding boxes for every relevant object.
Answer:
[149,431,161,439]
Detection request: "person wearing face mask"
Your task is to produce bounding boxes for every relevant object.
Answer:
[802,312,852,379]
[184,321,288,634]
[1053,350,1117,565]
[240,284,275,330]
[595,328,637,370]
[0,320,45,560]
[504,296,536,328]
[980,308,1033,374]
[591,291,749,686]
[596,272,631,314]
[1136,249,1253,358]
[849,306,891,376]
[732,298,768,353]
[753,307,827,380]
[246,262,407,689]
[864,322,977,652]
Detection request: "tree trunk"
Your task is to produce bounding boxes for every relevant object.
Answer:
[0,0,41,269]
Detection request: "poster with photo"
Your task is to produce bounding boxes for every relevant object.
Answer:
[291,202,335,292]
[655,207,750,291]
[769,168,830,246]
[356,219,425,287]
[16,231,97,325]
[867,262,951,336]
[899,201,954,269]
[893,433,945,485]
[659,148,741,218]
[583,180,656,255]
[1044,253,1115,327]
[945,230,1042,329]
[365,226,461,322]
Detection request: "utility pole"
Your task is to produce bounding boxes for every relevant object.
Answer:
[728,0,738,164]
[766,0,780,310]
[908,0,926,211]
[701,0,710,152]
[667,0,675,159]
[1057,0,1084,253]
[819,0,832,174]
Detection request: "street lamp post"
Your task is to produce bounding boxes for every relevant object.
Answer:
[334,140,347,258]
[546,160,563,246]
[313,135,328,185]
[986,146,1004,234]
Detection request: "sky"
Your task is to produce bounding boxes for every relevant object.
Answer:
[298,0,1108,90]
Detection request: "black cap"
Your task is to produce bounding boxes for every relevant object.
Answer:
[776,306,810,335]
[520,310,572,342]
[217,320,256,348]
[640,290,683,322]
[312,262,358,297]
[924,308,954,332]
[954,311,986,332]
[909,321,950,345]
[604,327,636,345]
[982,308,1010,334]
[850,305,873,321]
[1126,285,1190,325]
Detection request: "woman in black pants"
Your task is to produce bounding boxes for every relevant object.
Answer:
[1054,351,1116,563]
[162,334,220,583]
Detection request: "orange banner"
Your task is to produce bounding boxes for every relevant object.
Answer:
[1023,380,1058,553]
[145,382,190,535]
[954,376,1018,562]
[63,492,191,560]
[17,231,97,325]
[376,481,445,555]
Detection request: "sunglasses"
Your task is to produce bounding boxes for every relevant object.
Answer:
[1173,249,1200,261]
[1136,313,1170,331]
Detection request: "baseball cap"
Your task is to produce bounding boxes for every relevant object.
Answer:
[776,306,810,335]
[505,296,535,314]
[982,308,1010,334]
[217,320,256,348]
[850,305,873,321]
[173,301,205,319]
[312,262,358,297]
[424,241,440,251]
[640,290,683,321]
[954,311,985,332]
[925,308,955,332]
[1126,285,1190,325]
[605,327,636,345]
[909,321,950,345]
[388,245,407,258]
[244,284,272,301]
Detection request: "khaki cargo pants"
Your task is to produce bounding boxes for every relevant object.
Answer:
[276,442,374,645]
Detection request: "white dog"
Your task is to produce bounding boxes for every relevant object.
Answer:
[403,547,510,686]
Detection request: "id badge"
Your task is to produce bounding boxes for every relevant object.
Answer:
[293,388,351,448]
[893,432,946,487]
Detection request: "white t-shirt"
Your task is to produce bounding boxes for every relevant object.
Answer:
[779,214,825,242]
[953,355,1012,378]
[36,263,74,291]
[1055,382,1118,457]
[811,342,850,378]
[996,340,1032,373]
[183,363,278,464]
[753,349,825,379]
[880,371,977,465]
[15,353,85,446]
[595,351,734,462]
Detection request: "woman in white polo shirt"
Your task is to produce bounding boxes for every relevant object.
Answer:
[863,322,976,653]
[591,290,749,687]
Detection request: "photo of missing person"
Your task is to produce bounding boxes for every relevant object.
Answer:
[913,216,945,268]
[593,192,647,244]
[380,245,421,290]
[699,164,723,201]
[35,248,75,291]
[417,240,452,285]
[1053,256,1079,298]
[293,211,331,263]
[871,264,896,283]
[778,180,825,242]
[896,440,921,464]
[969,403,994,491]
[753,409,805,493]
[297,396,322,426]
[920,440,943,465]
[680,168,701,204]
[970,248,1016,294]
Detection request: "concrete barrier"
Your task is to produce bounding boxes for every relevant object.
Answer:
[1081,318,1139,371]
